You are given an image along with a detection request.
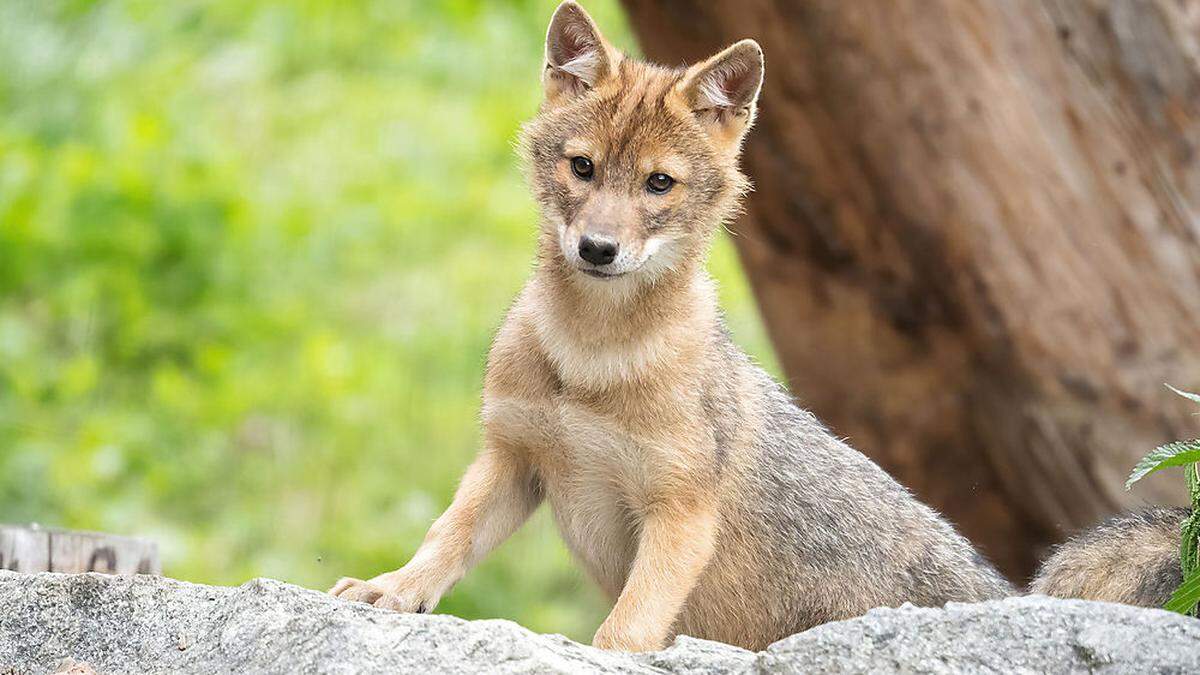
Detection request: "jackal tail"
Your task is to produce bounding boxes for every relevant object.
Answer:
[1030,507,1188,608]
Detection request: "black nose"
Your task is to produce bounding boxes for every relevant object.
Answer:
[578,235,618,266]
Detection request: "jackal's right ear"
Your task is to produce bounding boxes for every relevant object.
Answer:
[542,1,615,105]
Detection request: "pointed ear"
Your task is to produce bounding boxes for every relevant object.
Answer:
[543,1,615,105]
[679,40,764,143]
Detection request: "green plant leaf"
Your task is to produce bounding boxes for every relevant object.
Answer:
[1183,509,1200,579]
[1190,465,1200,515]
[1164,566,1200,616]
[1167,384,1200,407]
[1126,440,1200,489]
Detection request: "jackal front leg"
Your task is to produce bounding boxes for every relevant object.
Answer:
[592,502,718,652]
[329,444,539,613]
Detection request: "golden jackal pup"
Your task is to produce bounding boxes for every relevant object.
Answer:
[331,1,1011,651]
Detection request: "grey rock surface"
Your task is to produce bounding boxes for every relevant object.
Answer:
[1,570,1198,674]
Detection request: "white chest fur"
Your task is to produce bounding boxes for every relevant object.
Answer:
[532,315,674,390]
[528,275,718,391]
[482,395,645,596]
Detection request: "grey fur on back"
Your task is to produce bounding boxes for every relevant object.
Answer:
[747,368,1012,613]
[677,326,1012,645]
[1031,506,1188,607]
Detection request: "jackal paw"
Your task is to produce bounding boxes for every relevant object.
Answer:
[592,623,663,652]
[328,574,437,614]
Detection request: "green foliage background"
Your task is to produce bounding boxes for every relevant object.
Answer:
[0,0,778,641]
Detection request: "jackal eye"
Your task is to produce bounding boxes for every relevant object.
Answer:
[570,156,594,180]
[646,173,674,194]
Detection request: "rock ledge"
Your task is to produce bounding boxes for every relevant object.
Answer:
[2,571,1198,673]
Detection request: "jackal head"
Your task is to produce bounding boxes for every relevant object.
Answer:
[521,1,763,287]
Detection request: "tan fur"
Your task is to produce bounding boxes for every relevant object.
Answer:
[1030,507,1187,608]
[330,1,1010,652]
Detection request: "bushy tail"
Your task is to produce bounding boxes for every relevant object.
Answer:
[1029,507,1188,608]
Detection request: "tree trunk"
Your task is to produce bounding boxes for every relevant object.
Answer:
[621,0,1200,580]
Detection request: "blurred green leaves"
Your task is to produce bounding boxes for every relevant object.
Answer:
[0,0,778,641]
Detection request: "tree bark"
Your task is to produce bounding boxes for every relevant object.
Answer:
[621,0,1200,580]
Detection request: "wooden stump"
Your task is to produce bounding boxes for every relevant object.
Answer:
[0,525,159,575]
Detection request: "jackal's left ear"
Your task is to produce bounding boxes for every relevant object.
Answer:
[543,1,616,106]
[680,40,764,145]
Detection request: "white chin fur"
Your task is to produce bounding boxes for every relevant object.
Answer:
[558,230,680,287]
